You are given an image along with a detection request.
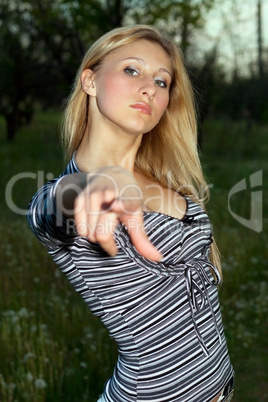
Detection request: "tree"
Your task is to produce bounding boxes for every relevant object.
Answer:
[0,0,130,139]
[0,0,218,140]
[124,0,216,59]
[257,0,264,79]
[0,1,37,140]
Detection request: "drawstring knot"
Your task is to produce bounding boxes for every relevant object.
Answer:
[184,258,222,356]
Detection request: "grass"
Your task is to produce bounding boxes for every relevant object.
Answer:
[201,119,268,401]
[0,112,267,401]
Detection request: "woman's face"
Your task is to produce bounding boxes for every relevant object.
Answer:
[85,39,172,136]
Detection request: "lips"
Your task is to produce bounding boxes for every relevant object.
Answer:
[130,102,152,115]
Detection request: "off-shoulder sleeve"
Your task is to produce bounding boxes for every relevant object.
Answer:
[26,177,77,250]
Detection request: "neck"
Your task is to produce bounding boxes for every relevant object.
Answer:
[76,122,143,173]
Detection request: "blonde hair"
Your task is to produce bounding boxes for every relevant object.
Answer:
[61,25,221,276]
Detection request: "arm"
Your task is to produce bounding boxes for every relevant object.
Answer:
[56,166,162,262]
[26,177,77,249]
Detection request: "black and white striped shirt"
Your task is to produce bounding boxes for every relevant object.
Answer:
[27,154,234,401]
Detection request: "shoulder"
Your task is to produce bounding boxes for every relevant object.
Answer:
[60,152,80,176]
[134,172,187,220]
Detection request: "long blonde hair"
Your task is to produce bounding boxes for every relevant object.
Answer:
[61,25,221,276]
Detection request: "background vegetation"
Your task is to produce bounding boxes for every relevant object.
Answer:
[0,112,267,401]
[0,0,267,400]
[1,0,267,141]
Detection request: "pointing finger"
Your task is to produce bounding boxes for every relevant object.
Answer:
[120,212,163,262]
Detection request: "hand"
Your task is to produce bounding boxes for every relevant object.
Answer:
[74,167,162,262]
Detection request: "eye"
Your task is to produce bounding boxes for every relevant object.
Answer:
[154,79,168,88]
[124,67,139,76]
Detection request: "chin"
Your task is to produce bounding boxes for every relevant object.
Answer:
[126,122,155,136]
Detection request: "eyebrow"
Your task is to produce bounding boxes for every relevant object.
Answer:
[120,57,172,77]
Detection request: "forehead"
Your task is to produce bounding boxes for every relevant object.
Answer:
[104,39,172,71]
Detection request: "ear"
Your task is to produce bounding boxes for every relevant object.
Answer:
[81,69,96,96]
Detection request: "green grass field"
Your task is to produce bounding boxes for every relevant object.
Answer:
[0,112,267,401]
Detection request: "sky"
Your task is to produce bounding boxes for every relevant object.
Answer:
[194,0,268,76]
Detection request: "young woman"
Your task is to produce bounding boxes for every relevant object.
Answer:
[27,25,234,401]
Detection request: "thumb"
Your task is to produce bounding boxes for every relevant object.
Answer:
[121,212,163,262]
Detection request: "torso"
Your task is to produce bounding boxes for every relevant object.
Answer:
[28,153,234,401]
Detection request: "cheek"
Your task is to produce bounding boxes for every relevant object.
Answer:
[104,69,127,90]
[101,77,117,98]
[99,76,130,107]
[156,93,170,115]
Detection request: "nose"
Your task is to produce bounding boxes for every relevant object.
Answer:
[140,77,156,99]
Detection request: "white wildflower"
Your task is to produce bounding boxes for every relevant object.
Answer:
[8,382,16,391]
[11,315,19,324]
[3,310,16,317]
[80,362,87,369]
[90,344,97,352]
[40,323,48,331]
[54,269,61,278]
[250,256,259,264]
[23,352,36,362]
[18,308,30,318]
[34,378,47,389]
[26,372,34,382]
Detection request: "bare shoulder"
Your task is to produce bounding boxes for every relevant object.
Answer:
[134,172,187,220]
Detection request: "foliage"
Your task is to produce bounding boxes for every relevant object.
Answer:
[1,0,267,143]
[124,0,215,55]
[0,112,267,401]
[0,1,36,140]
[211,74,268,124]
[0,0,124,141]
[0,0,218,140]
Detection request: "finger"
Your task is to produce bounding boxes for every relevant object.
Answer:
[74,194,91,238]
[88,190,118,242]
[120,212,163,262]
[74,191,103,242]
[95,212,119,257]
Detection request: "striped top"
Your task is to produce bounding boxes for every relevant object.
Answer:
[27,154,234,401]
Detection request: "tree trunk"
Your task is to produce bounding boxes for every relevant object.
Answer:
[257,0,263,79]
[5,113,19,141]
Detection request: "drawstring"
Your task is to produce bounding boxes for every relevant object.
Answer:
[184,258,222,356]
[116,225,223,356]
